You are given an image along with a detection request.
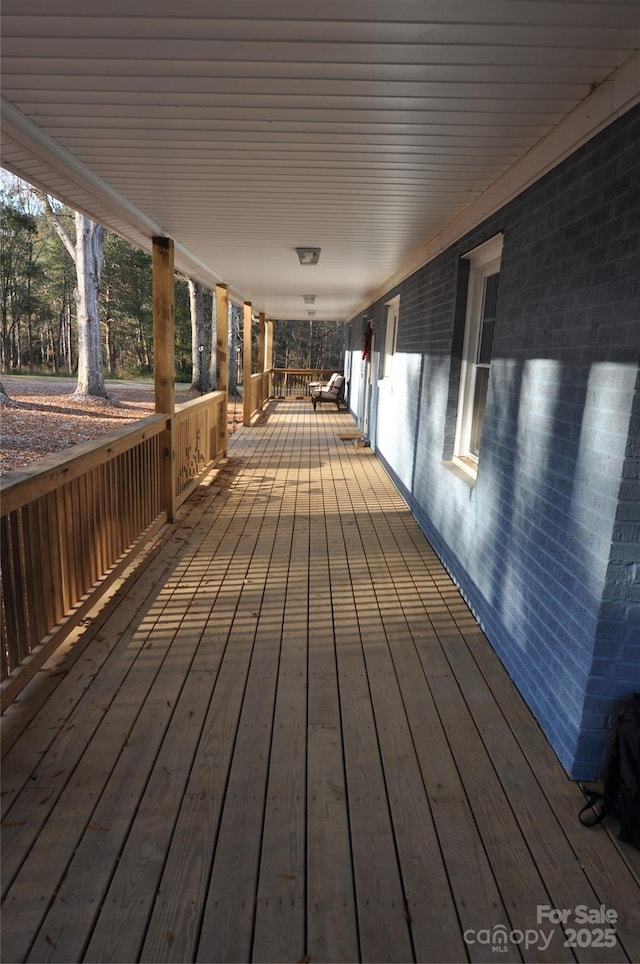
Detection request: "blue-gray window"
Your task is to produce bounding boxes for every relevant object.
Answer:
[454,234,503,475]
[469,270,499,457]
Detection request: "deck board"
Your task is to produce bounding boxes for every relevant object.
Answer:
[2,398,639,964]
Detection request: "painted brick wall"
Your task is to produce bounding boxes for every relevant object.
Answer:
[577,367,640,773]
[347,105,640,779]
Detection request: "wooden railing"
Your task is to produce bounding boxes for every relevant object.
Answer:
[271,368,337,398]
[245,370,272,424]
[175,391,227,505]
[0,392,227,707]
[240,368,344,422]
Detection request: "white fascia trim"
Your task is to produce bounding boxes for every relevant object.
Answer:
[349,51,640,321]
[461,233,504,266]
[0,97,246,306]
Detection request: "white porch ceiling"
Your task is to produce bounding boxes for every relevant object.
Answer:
[2,1,640,321]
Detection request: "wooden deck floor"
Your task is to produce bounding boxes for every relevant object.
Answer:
[2,399,639,964]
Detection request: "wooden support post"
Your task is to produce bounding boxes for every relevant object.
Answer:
[152,236,175,520]
[257,312,266,410]
[265,319,274,397]
[258,312,266,373]
[243,301,252,427]
[216,283,229,456]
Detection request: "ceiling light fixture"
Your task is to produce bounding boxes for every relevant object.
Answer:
[303,295,316,304]
[296,247,321,265]
[307,310,316,317]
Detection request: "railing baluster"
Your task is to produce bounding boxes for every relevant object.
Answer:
[1,414,171,700]
[0,374,337,703]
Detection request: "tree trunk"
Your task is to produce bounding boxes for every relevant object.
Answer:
[138,319,151,374]
[228,301,238,396]
[60,300,73,373]
[209,289,217,391]
[188,277,206,392]
[103,283,116,377]
[37,195,107,395]
[105,315,117,377]
[74,213,107,396]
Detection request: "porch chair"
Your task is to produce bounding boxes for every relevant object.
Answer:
[309,373,345,410]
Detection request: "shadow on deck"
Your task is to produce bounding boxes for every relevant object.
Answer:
[2,400,639,964]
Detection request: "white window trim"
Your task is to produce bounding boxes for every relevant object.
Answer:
[380,295,400,381]
[453,234,503,478]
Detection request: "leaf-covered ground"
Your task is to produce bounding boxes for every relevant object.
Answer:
[0,377,244,476]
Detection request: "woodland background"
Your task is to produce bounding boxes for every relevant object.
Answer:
[1,173,345,394]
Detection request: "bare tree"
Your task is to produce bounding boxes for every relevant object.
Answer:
[228,301,238,396]
[188,277,206,392]
[209,289,217,391]
[38,196,107,397]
